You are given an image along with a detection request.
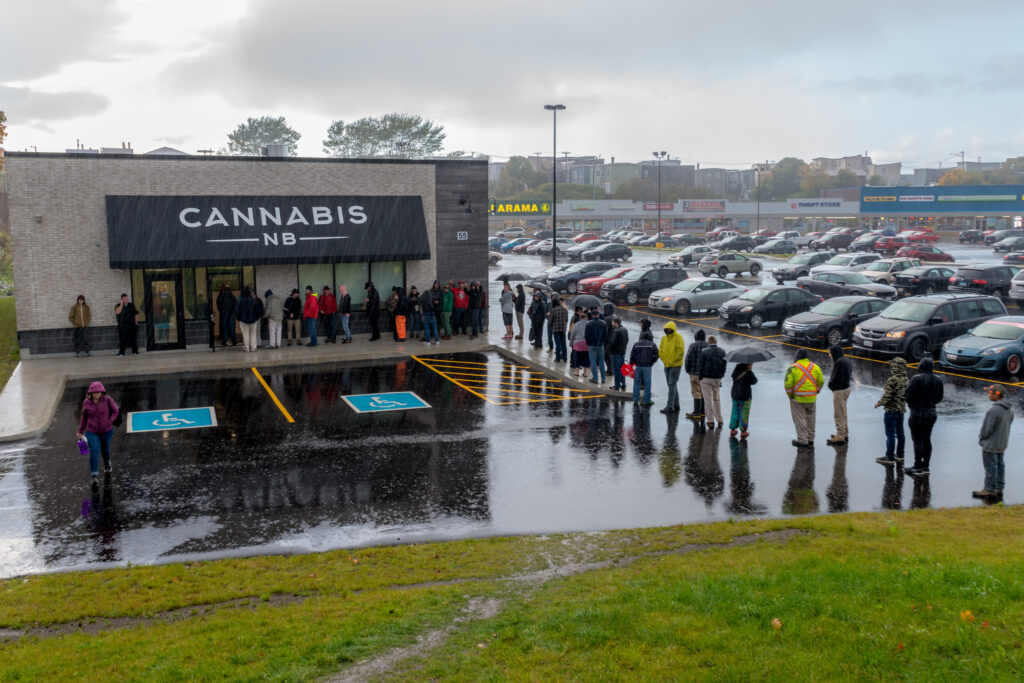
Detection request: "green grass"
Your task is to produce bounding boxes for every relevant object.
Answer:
[0,297,17,391]
[3,508,1024,680]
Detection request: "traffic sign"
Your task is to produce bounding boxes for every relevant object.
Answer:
[127,407,218,433]
[342,392,430,414]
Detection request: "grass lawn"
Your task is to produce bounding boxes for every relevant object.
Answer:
[2,507,1023,680]
[0,297,17,392]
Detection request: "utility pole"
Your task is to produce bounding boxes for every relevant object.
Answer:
[544,105,566,267]
[652,151,667,243]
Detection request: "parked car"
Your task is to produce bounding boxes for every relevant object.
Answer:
[796,271,897,299]
[905,230,941,244]
[672,233,706,246]
[774,230,802,241]
[895,245,954,262]
[549,261,618,294]
[625,234,650,246]
[891,266,956,297]
[718,286,823,329]
[532,228,574,239]
[754,238,796,255]
[572,232,602,243]
[489,251,503,265]
[501,237,533,253]
[793,231,825,248]
[852,293,1007,360]
[947,265,1020,298]
[1004,252,1024,266]
[809,252,881,274]
[984,229,1024,245]
[566,239,608,259]
[669,245,715,265]
[850,233,883,251]
[577,266,634,295]
[581,242,633,262]
[783,295,891,347]
[600,264,689,305]
[772,251,836,283]
[707,229,739,240]
[613,231,644,244]
[511,239,540,254]
[534,238,575,255]
[496,226,526,239]
[940,316,1024,375]
[638,235,682,248]
[716,235,756,252]
[874,236,910,254]
[530,264,573,281]
[1010,270,1024,307]
[959,229,985,244]
[811,233,855,251]
[697,252,763,278]
[993,236,1024,253]
[648,277,747,315]
[488,236,508,250]
[861,257,922,285]
[752,229,777,239]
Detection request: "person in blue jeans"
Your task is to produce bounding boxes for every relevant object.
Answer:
[584,310,608,384]
[420,284,439,344]
[76,381,120,489]
[874,357,908,465]
[629,329,658,405]
[606,316,629,391]
[975,384,1014,500]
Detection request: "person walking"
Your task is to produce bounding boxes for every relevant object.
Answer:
[585,310,608,384]
[263,289,283,349]
[826,344,853,446]
[905,357,944,476]
[629,330,658,406]
[658,321,686,413]
[499,282,515,339]
[785,349,825,447]
[514,284,526,340]
[440,283,453,340]
[697,334,727,428]
[420,282,439,344]
[729,362,758,438]
[76,381,119,489]
[568,308,589,377]
[236,287,263,352]
[337,285,352,343]
[216,284,237,347]
[607,316,629,390]
[550,296,569,362]
[68,295,92,358]
[528,291,547,350]
[284,288,303,345]
[303,286,320,347]
[684,329,707,420]
[320,286,338,343]
[407,286,422,340]
[874,357,908,465]
[364,281,381,341]
[974,384,1014,500]
[114,293,139,356]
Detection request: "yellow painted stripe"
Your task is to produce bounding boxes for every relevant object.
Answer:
[480,387,595,397]
[411,356,495,403]
[415,358,502,367]
[251,367,295,423]
[438,369,561,382]
[419,360,534,370]
[454,378,572,389]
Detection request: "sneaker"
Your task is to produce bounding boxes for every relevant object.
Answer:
[876,457,896,465]
[115,353,124,357]
[792,440,809,447]
[74,352,79,359]
[85,352,91,357]
[972,489,997,498]
[642,400,655,406]
[133,351,140,355]
[826,436,847,445]
[730,429,738,436]
[103,463,112,473]
[589,380,599,385]
[740,431,750,439]
[895,456,905,463]
[660,407,674,414]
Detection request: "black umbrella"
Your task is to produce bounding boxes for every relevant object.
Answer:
[496,271,533,282]
[526,281,553,292]
[724,346,776,363]
[570,294,603,310]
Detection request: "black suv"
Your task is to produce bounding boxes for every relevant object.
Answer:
[717,235,756,252]
[993,236,1024,253]
[984,229,1024,245]
[959,229,984,244]
[852,293,1007,360]
[772,251,836,283]
[582,242,632,262]
[548,261,617,294]
[718,285,823,329]
[947,265,1020,299]
[673,233,706,246]
[601,264,689,305]
[811,233,855,251]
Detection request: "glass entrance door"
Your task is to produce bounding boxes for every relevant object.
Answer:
[144,271,185,351]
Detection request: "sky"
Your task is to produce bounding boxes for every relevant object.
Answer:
[4,0,1024,170]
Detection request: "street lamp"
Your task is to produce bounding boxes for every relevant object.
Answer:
[652,151,667,243]
[544,104,565,266]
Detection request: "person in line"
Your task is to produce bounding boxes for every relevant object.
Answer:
[905,357,944,477]
[439,283,453,340]
[453,281,470,335]
[499,282,515,339]
[284,288,303,345]
[216,284,237,347]
[697,334,727,428]
[550,296,569,362]
[683,329,707,421]
[476,280,489,336]
[320,286,338,343]
[385,287,399,340]
[874,357,908,465]
[429,281,443,340]
[69,295,91,358]
[528,291,547,350]
[236,287,263,352]
[729,362,758,438]
[974,384,1014,500]
[263,289,283,349]
[544,291,554,355]
[585,310,608,384]
[467,281,483,339]
[76,381,119,489]
[607,316,629,391]
[114,293,139,356]
[420,282,439,344]
[826,344,853,446]
[568,306,587,376]
[629,329,658,406]
[407,286,422,340]
[514,284,526,340]
[658,321,686,413]
[364,281,381,341]
[337,285,353,343]
[785,349,825,447]
[303,285,320,347]
[393,286,408,342]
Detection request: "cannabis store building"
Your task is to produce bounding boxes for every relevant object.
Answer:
[5,152,487,356]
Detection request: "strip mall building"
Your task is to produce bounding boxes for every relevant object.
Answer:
[5,152,487,356]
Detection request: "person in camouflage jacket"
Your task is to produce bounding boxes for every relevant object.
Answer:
[874,357,908,464]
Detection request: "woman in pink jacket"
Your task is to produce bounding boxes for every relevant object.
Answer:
[76,381,120,486]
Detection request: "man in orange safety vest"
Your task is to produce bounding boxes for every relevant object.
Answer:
[785,348,825,447]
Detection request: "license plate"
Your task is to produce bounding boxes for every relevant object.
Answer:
[721,313,730,319]
[863,340,873,347]
[784,330,796,337]
[946,354,957,361]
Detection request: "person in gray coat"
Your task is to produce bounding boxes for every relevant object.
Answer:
[974,384,1014,500]
[263,289,284,349]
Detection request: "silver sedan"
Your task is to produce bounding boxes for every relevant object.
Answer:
[648,277,749,315]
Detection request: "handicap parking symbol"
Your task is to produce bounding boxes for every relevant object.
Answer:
[127,407,218,433]
[342,391,430,414]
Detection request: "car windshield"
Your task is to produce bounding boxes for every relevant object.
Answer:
[683,246,699,253]
[671,280,701,292]
[788,255,812,265]
[841,273,872,284]
[865,262,891,272]
[826,256,853,265]
[599,268,628,278]
[879,301,935,322]
[622,269,648,280]
[737,288,771,302]
[564,264,589,273]
[809,300,853,316]
[971,321,1024,340]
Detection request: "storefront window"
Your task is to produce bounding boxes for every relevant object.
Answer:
[298,264,334,293]
[334,262,369,310]
[182,267,196,319]
[243,266,255,292]
[194,267,209,319]
[130,269,146,322]
[372,261,404,296]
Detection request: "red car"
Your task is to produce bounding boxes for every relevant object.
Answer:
[577,266,634,294]
[572,232,601,243]
[511,239,539,254]
[906,230,941,243]
[1004,252,1024,265]
[752,229,776,238]
[896,245,954,262]
[874,236,909,254]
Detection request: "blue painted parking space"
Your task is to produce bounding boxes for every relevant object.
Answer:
[127,407,218,433]
[342,391,430,413]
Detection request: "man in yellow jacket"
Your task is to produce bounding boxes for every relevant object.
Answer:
[658,321,685,413]
[785,348,824,447]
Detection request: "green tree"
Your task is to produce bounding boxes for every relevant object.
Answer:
[226,116,300,156]
[867,173,886,186]
[493,156,547,198]
[322,113,445,158]
[937,168,983,186]
[799,167,832,197]
[612,178,714,202]
[757,157,806,200]
[833,169,861,188]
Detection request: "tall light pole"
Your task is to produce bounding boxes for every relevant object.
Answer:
[652,151,667,243]
[544,104,565,266]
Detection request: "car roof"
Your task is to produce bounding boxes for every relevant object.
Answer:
[818,295,878,303]
[902,293,999,302]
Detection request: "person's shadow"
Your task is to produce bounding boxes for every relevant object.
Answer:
[684,422,724,509]
[725,437,768,515]
[782,446,819,515]
[658,412,682,487]
[826,443,849,513]
[881,464,904,510]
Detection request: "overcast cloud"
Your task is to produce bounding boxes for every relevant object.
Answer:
[3,0,1024,169]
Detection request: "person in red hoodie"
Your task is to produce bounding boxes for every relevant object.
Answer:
[320,286,338,343]
[453,280,469,335]
[303,286,320,347]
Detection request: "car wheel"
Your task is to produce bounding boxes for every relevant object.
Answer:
[798,270,809,278]
[675,299,691,315]
[750,263,761,276]
[567,280,578,294]
[907,337,928,361]
[924,285,936,294]
[718,266,729,279]
[626,289,640,305]
[992,288,1003,299]
[489,255,499,265]
[748,312,764,329]
[826,327,843,347]
[1007,353,1023,375]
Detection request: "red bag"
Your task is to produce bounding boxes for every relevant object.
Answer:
[621,363,635,378]
[395,315,407,340]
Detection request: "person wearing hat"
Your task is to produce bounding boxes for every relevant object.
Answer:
[68,295,92,358]
[658,321,685,413]
[785,348,825,447]
[905,357,944,476]
[284,289,303,345]
[584,309,608,384]
[364,281,381,341]
[76,381,120,488]
[874,357,908,465]
[320,286,338,343]
[263,289,283,349]
[975,384,1014,500]
[302,286,320,347]
[550,296,569,362]
[607,316,629,390]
